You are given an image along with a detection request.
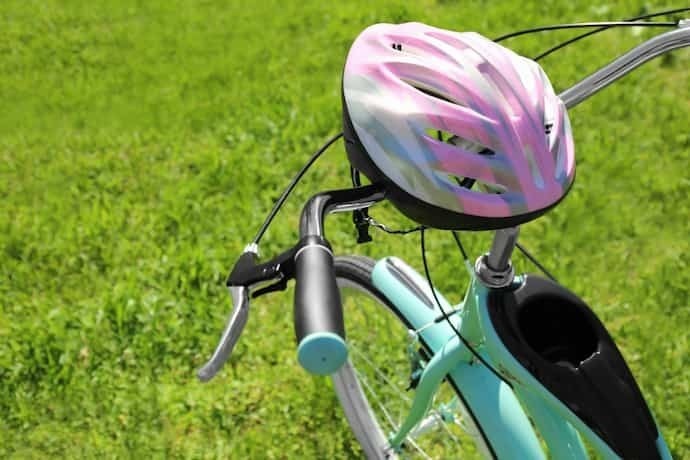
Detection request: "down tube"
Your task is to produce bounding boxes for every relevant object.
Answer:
[371,257,544,459]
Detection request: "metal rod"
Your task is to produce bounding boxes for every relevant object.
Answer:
[560,24,690,109]
[487,227,520,272]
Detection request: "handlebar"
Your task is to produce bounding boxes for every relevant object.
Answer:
[293,235,346,374]
[293,186,386,374]
[560,21,690,108]
[198,185,385,381]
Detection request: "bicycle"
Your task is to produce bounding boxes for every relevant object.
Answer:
[198,12,690,460]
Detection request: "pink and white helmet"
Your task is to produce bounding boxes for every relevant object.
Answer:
[342,22,575,230]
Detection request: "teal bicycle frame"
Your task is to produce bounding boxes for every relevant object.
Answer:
[370,255,672,459]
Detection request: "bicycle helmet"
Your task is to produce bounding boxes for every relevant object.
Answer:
[342,22,575,230]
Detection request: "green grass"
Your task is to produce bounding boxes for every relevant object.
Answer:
[1,0,688,458]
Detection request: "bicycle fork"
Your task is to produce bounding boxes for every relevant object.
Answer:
[388,334,473,450]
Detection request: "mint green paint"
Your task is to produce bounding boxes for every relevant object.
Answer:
[372,258,543,459]
[371,257,670,458]
[372,257,458,351]
[388,335,471,448]
[297,332,348,375]
[656,434,673,459]
[446,361,545,459]
[516,389,588,459]
[458,275,487,346]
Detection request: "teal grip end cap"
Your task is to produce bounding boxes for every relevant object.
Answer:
[297,332,348,375]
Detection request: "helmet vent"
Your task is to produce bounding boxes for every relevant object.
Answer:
[446,173,474,189]
[425,128,495,156]
[440,172,507,194]
[401,79,461,106]
[470,177,507,194]
[426,128,459,143]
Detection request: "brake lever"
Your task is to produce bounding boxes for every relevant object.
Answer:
[197,285,250,382]
[197,245,297,382]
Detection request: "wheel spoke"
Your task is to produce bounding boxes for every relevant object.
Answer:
[349,343,412,403]
[351,342,466,456]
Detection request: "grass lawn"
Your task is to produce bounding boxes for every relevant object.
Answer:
[1,0,688,458]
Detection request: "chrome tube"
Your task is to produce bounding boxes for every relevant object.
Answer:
[560,23,690,109]
[487,227,520,272]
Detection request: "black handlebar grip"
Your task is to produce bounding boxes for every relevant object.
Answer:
[293,235,347,375]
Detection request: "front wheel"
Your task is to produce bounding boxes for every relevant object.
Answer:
[332,256,490,459]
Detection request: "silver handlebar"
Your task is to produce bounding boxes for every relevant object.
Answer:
[560,22,690,109]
